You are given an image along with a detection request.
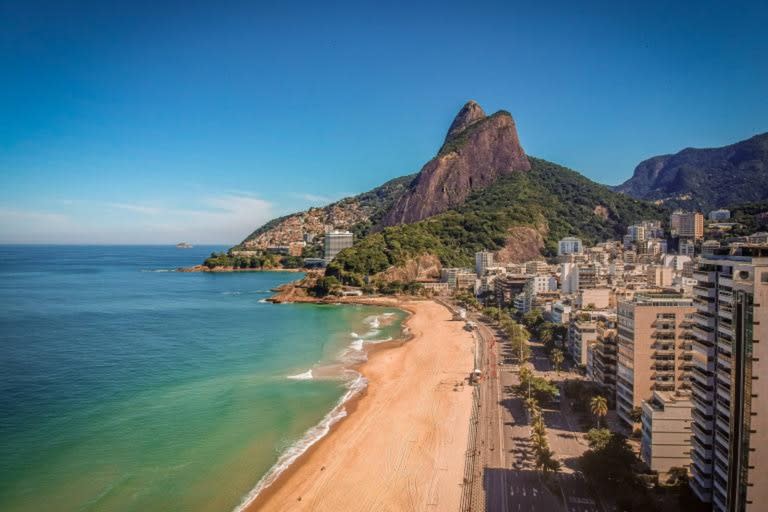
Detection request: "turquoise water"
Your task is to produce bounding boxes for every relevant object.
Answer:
[0,246,406,511]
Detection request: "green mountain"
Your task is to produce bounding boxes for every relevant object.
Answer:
[326,156,664,283]
[615,132,768,211]
[209,101,666,278]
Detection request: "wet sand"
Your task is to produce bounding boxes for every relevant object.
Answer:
[246,299,475,511]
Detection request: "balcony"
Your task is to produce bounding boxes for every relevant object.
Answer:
[716,414,730,434]
[692,448,713,474]
[692,325,715,344]
[692,434,713,459]
[717,322,735,339]
[717,338,732,359]
[694,285,717,299]
[692,415,713,437]
[716,385,730,403]
[716,399,730,418]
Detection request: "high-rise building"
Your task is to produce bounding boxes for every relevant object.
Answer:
[475,251,494,276]
[593,319,618,395]
[627,225,647,243]
[558,237,583,256]
[616,293,696,426]
[689,246,768,511]
[677,212,705,239]
[323,230,354,261]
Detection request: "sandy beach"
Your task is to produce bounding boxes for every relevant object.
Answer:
[246,299,476,512]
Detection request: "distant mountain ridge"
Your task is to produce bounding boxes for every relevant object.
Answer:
[615,132,768,211]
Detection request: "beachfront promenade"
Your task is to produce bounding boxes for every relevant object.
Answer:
[468,312,603,512]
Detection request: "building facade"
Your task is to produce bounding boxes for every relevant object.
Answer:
[558,237,584,256]
[323,230,354,261]
[616,294,695,426]
[689,247,768,512]
[640,391,693,476]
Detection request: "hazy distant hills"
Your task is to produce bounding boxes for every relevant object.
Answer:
[615,133,768,211]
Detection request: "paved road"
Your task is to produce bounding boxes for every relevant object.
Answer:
[470,315,603,512]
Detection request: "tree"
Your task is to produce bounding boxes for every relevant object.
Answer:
[590,395,609,428]
[519,365,533,387]
[310,276,341,297]
[585,428,612,450]
[550,349,564,375]
[535,447,561,477]
[580,433,638,489]
[629,406,643,424]
[525,397,539,416]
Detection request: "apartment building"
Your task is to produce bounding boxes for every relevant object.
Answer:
[616,293,696,426]
[558,236,583,256]
[640,390,693,476]
[593,321,618,395]
[323,230,354,261]
[569,317,598,367]
[689,246,768,512]
[475,251,494,277]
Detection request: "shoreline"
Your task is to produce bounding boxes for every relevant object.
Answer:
[178,265,304,273]
[241,298,475,512]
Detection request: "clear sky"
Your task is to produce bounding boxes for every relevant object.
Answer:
[2,0,767,244]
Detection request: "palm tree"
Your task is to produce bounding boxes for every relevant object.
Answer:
[525,397,539,416]
[535,447,561,477]
[519,365,532,386]
[590,395,609,428]
[550,349,564,375]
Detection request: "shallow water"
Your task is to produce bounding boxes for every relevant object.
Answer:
[0,245,405,512]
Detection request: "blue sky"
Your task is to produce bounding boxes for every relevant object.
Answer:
[1,0,767,243]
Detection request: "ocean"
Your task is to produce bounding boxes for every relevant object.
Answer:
[0,245,406,512]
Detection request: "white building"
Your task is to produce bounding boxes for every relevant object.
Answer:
[475,251,494,277]
[558,237,584,256]
[323,230,354,261]
[560,263,578,294]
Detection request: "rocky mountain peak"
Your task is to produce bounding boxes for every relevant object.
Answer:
[381,102,530,226]
[445,100,486,142]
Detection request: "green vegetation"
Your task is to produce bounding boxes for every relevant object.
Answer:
[724,201,768,236]
[528,398,561,478]
[327,157,664,282]
[563,379,612,428]
[203,251,281,269]
[590,395,609,428]
[309,276,341,297]
[517,365,558,403]
[550,349,564,375]
[585,428,612,451]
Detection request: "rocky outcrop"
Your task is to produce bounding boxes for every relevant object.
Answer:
[381,102,530,226]
[493,226,546,264]
[372,254,442,282]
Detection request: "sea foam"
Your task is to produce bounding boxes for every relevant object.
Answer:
[232,372,367,512]
[286,369,313,380]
